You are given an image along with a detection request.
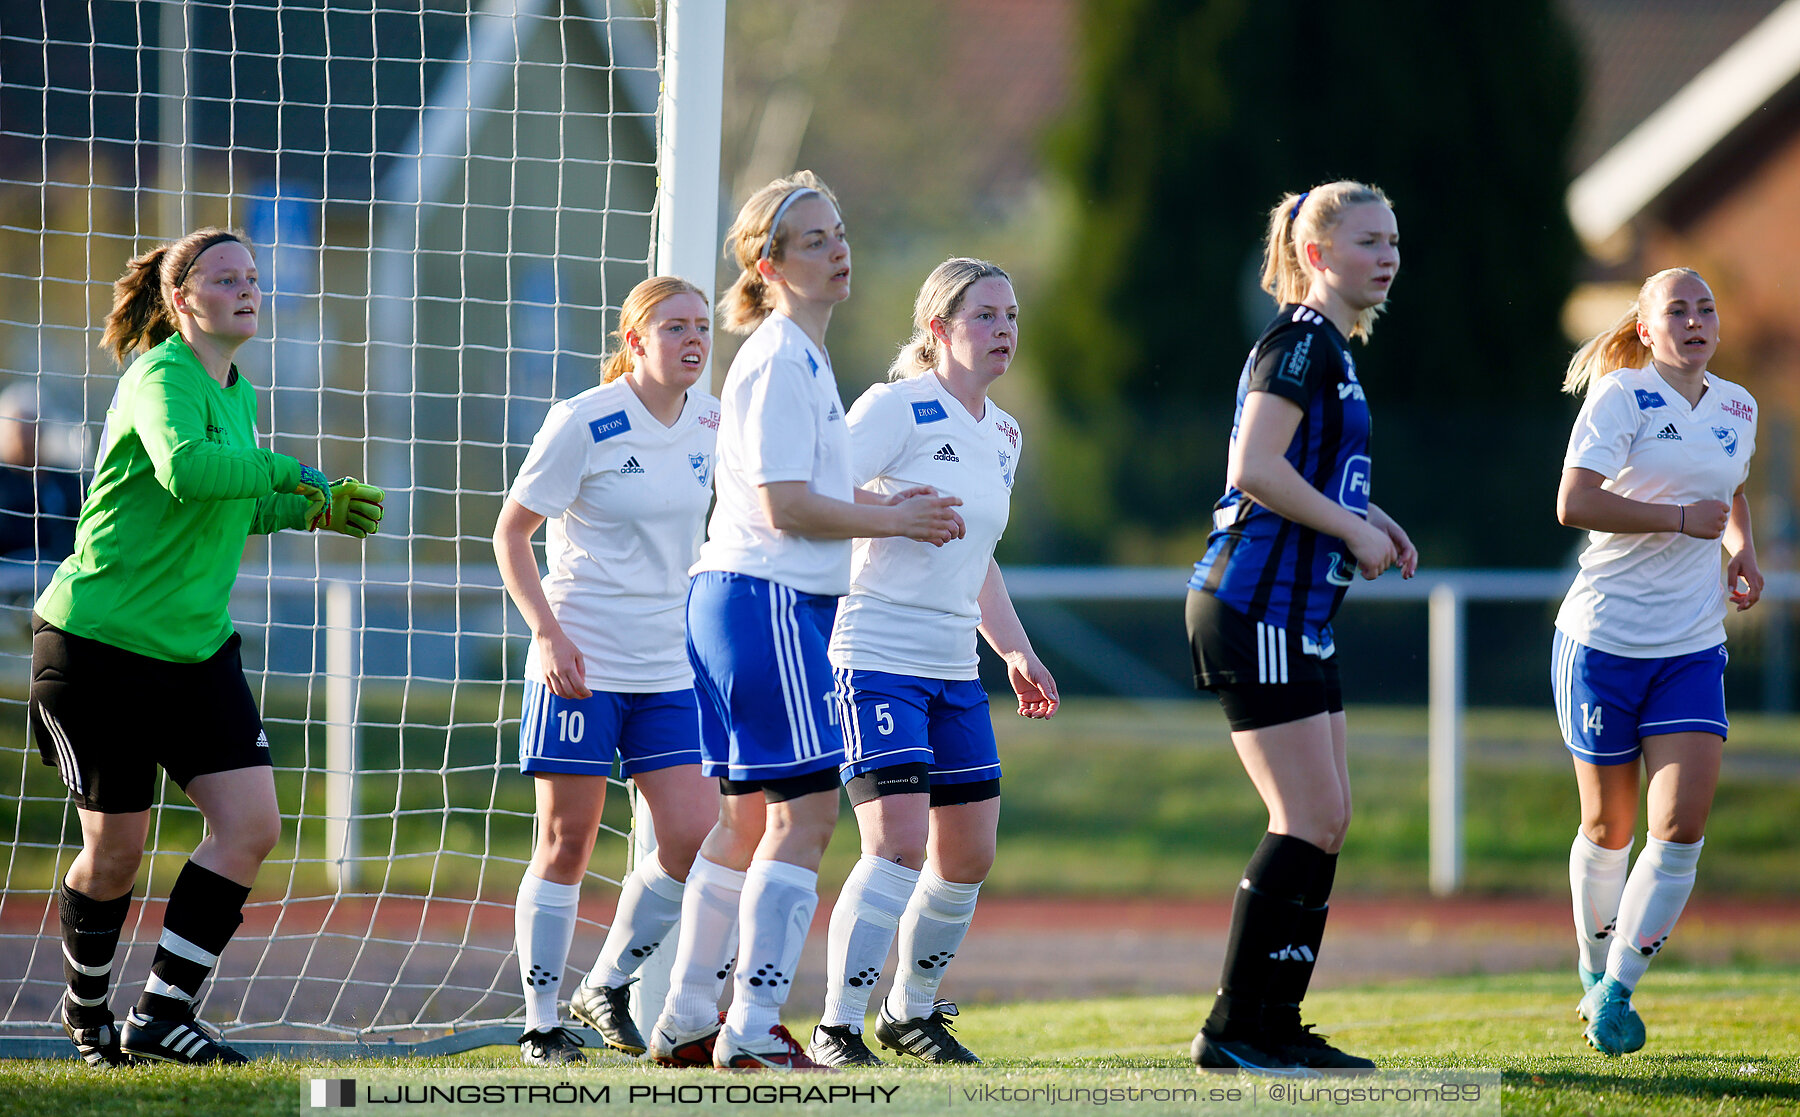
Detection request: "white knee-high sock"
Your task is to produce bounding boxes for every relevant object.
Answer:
[583,854,685,991]
[515,872,581,1033]
[1570,830,1633,976]
[1607,836,1704,992]
[661,854,744,1032]
[725,859,818,1042]
[888,869,981,1022]
[820,856,919,1030]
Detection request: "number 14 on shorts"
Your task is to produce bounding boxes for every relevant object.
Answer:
[1579,702,1604,734]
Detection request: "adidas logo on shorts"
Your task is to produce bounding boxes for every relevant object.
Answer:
[933,443,959,462]
[620,456,646,474]
[1656,424,1682,440]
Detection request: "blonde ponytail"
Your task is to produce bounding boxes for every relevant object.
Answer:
[720,170,839,335]
[599,275,708,383]
[1561,267,1705,395]
[886,257,1012,381]
[1259,181,1394,341]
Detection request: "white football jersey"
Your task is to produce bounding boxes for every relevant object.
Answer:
[692,313,855,596]
[829,374,1021,679]
[510,378,720,691]
[1556,365,1757,658]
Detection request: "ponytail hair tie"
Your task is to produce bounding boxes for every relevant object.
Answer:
[1290,191,1311,220]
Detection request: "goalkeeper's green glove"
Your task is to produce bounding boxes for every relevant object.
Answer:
[295,464,333,530]
[322,478,384,539]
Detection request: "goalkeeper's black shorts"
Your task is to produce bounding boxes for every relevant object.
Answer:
[29,616,270,813]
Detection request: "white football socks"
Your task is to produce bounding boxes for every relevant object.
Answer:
[1569,830,1632,976]
[888,868,981,1022]
[1608,836,1703,992]
[661,854,744,1032]
[515,872,580,1033]
[726,859,819,1043]
[820,856,919,1030]
[583,853,685,991]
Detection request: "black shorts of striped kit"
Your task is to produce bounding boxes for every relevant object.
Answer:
[1186,590,1342,732]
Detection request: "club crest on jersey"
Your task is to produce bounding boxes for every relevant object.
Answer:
[1712,426,1739,457]
[998,450,1014,489]
[689,452,713,486]
[589,410,631,442]
[1336,454,1371,510]
[1634,389,1666,410]
[912,400,948,424]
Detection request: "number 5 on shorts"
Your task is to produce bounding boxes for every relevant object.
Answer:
[874,703,894,735]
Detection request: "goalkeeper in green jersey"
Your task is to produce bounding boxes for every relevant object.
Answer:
[30,227,383,1066]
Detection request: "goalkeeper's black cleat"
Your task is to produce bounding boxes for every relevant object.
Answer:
[121,1006,249,1065]
[62,997,126,1068]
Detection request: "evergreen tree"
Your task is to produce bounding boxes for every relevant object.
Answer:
[1038,0,1582,565]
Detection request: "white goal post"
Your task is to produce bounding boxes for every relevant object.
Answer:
[0,0,724,1057]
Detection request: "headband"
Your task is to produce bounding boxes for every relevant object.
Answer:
[760,188,821,261]
[173,232,243,290]
[1289,191,1311,220]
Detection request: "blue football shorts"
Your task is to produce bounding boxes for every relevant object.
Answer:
[1551,629,1728,766]
[518,682,702,776]
[833,668,1000,786]
[686,570,845,782]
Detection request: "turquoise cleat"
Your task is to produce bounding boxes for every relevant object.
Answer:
[1578,976,1645,1056]
[1579,967,1604,993]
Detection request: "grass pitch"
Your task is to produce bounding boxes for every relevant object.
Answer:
[5,970,1796,1116]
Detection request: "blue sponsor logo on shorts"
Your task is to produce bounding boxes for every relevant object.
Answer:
[1634,389,1666,410]
[912,400,947,424]
[588,410,631,442]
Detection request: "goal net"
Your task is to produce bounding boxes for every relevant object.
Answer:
[0,0,691,1054]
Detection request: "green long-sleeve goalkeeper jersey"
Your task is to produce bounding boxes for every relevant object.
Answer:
[36,333,311,662]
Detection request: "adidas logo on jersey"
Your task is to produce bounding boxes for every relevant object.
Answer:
[620,456,646,474]
[1656,424,1682,440]
[933,443,959,462]
[1268,944,1316,963]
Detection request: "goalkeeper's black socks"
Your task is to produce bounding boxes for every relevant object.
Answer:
[134,862,249,1020]
[1203,832,1331,1039]
[59,882,132,1025]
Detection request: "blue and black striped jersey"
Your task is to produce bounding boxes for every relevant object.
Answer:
[1189,304,1372,648]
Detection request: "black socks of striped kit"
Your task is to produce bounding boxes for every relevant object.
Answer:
[134,862,250,1020]
[59,883,132,1025]
[1204,832,1335,1040]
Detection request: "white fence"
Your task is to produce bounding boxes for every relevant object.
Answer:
[76,563,1786,902]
